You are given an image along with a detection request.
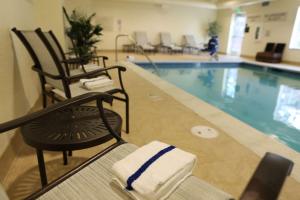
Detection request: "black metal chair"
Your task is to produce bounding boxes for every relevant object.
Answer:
[12,27,129,134]
[43,30,110,77]
[0,93,124,187]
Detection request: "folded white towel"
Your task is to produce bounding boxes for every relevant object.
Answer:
[79,76,114,90]
[112,141,197,200]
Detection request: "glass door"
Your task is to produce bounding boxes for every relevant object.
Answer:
[227,14,247,56]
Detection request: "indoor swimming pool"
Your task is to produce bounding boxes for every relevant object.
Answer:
[138,62,300,152]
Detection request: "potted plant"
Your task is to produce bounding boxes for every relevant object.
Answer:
[207,21,221,37]
[66,10,103,64]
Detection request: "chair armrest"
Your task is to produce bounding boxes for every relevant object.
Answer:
[62,56,108,64]
[91,55,108,60]
[0,93,113,134]
[61,58,82,64]
[240,152,293,200]
[68,65,126,81]
[32,66,62,80]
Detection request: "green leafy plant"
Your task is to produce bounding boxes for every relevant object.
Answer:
[66,10,103,63]
[207,21,221,37]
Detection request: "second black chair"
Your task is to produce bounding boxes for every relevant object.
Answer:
[12,28,130,134]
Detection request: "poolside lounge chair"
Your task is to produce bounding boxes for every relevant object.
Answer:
[12,28,129,134]
[43,30,109,76]
[160,32,183,54]
[0,93,294,200]
[256,43,286,63]
[183,35,201,54]
[134,31,156,52]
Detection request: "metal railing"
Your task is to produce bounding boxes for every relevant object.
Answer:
[115,34,160,75]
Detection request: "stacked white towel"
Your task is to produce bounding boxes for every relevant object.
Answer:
[112,141,197,200]
[79,76,114,90]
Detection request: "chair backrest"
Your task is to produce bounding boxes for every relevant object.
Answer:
[42,31,71,75]
[44,31,66,63]
[240,152,293,200]
[134,31,149,46]
[160,32,172,46]
[274,43,286,54]
[12,28,68,94]
[184,35,196,46]
[264,43,275,52]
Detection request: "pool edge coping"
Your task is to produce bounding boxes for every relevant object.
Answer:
[121,60,300,183]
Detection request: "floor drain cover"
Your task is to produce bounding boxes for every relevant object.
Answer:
[191,126,219,139]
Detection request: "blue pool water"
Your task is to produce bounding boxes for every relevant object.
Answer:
[138,62,300,152]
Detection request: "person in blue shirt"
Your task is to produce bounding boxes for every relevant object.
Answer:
[203,36,219,60]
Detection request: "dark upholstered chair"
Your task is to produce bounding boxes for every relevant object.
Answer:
[256,43,286,63]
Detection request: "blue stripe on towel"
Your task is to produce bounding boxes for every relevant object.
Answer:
[126,145,176,191]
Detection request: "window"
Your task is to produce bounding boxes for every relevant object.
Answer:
[290,7,300,49]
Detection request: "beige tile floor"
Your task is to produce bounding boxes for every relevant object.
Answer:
[2,52,300,199]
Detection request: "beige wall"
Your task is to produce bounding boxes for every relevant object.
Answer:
[63,0,217,50]
[217,0,300,63]
[0,0,65,157]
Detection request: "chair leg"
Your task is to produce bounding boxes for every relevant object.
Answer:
[68,150,72,156]
[42,94,47,108]
[51,93,55,104]
[63,151,68,165]
[36,149,48,187]
[124,93,130,134]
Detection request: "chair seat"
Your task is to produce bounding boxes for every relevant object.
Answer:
[256,52,282,59]
[256,52,283,63]
[69,64,104,76]
[52,81,116,98]
[38,143,233,200]
[141,44,155,50]
[185,45,200,50]
[169,45,183,51]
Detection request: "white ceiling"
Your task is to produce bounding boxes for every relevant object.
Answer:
[109,0,275,9]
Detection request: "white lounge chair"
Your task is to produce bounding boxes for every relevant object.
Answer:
[160,32,183,54]
[134,31,156,52]
[183,35,202,54]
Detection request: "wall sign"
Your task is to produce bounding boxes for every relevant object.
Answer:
[264,12,287,22]
[248,15,262,23]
